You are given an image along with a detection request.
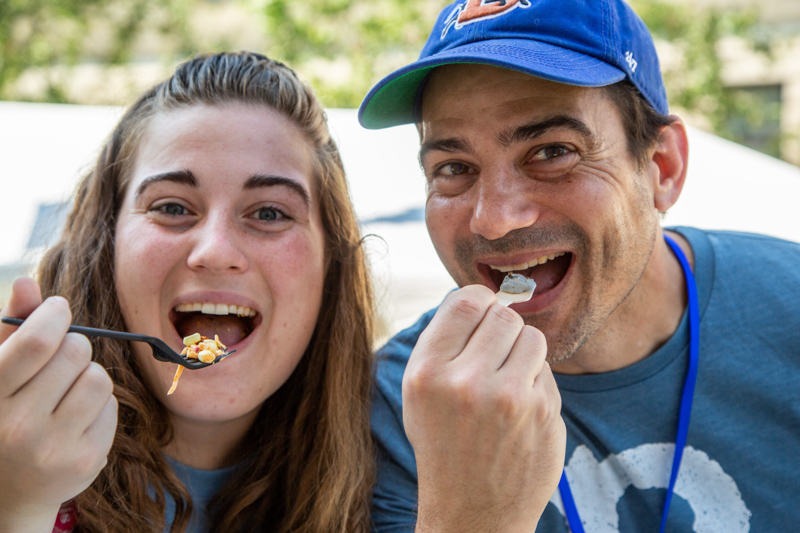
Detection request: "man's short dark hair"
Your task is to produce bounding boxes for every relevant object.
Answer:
[605,81,676,171]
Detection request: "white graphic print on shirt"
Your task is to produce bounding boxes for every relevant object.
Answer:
[548,444,751,532]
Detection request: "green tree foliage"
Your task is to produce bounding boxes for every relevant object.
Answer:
[0,0,779,153]
[630,0,776,146]
[0,0,194,102]
[259,0,450,108]
[258,0,776,150]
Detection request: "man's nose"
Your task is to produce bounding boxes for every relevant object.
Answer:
[186,213,249,272]
[469,171,541,240]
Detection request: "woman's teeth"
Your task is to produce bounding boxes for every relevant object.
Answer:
[490,251,567,272]
[173,303,257,317]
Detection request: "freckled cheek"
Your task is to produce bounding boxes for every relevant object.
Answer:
[258,233,325,340]
[114,221,186,314]
[118,219,185,267]
[258,234,326,289]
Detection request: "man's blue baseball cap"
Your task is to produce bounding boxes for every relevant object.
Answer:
[358,0,667,129]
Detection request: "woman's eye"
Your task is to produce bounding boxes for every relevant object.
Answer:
[154,202,189,216]
[253,206,285,221]
[531,145,571,161]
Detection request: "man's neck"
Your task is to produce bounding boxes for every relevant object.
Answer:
[550,229,693,375]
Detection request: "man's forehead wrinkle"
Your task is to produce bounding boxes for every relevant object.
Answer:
[496,115,600,150]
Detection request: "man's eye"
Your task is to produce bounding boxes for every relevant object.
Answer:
[437,162,475,176]
[531,145,571,161]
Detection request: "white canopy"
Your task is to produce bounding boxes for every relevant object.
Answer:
[1,102,798,335]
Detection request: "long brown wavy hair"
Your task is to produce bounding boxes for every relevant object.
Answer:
[37,52,376,532]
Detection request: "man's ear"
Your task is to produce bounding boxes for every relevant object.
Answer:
[649,117,689,212]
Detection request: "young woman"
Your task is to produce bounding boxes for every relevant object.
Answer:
[0,52,376,532]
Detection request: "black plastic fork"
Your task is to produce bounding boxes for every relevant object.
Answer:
[1,316,233,369]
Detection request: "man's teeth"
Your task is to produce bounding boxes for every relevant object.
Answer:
[174,303,257,317]
[490,252,566,273]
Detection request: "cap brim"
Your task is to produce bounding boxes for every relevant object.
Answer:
[359,39,627,130]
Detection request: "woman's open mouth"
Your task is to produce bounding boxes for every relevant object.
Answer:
[169,303,261,348]
[483,252,573,296]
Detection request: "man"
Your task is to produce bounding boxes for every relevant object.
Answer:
[359,0,800,532]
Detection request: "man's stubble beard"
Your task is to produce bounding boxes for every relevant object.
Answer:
[450,221,595,364]
[449,216,656,366]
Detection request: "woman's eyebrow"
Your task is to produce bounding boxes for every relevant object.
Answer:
[243,174,311,208]
[134,169,197,200]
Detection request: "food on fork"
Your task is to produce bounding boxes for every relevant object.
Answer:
[167,333,228,395]
[496,273,537,307]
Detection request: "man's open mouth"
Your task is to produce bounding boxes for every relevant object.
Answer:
[484,252,573,295]
[170,303,260,347]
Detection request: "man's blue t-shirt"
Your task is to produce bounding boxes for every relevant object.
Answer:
[370,227,800,532]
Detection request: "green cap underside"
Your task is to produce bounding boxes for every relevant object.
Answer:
[360,67,437,129]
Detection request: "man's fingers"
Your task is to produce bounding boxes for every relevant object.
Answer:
[455,302,525,372]
[0,296,72,397]
[497,324,547,382]
[415,285,498,363]
[0,277,43,344]
[534,361,563,414]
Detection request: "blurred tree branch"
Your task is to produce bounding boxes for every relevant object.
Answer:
[258,0,451,108]
[257,0,778,151]
[0,0,780,154]
[0,0,195,102]
[631,0,775,141]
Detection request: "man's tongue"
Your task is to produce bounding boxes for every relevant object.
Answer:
[175,314,248,347]
[519,254,571,293]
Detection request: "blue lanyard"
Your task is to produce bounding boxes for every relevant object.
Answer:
[558,234,700,533]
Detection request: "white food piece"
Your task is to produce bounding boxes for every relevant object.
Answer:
[496,273,536,307]
[197,350,217,363]
[499,273,535,294]
[183,332,202,346]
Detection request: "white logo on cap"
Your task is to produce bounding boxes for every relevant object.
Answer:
[625,51,638,73]
[442,0,532,39]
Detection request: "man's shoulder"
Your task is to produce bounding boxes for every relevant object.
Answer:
[675,226,800,316]
[674,226,800,270]
[371,306,440,421]
[676,226,800,252]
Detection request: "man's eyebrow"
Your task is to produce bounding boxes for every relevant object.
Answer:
[243,174,311,208]
[499,115,598,149]
[418,137,474,165]
[417,115,597,166]
[134,169,197,200]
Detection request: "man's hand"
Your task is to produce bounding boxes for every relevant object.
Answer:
[0,277,117,532]
[403,285,566,533]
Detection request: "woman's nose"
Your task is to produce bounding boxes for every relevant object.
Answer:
[469,172,541,241]
[186,213,249,272]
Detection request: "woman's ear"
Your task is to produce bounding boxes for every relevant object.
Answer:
[649,117,689,213]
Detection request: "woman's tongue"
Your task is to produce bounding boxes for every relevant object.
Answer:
[175,314,248,347]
